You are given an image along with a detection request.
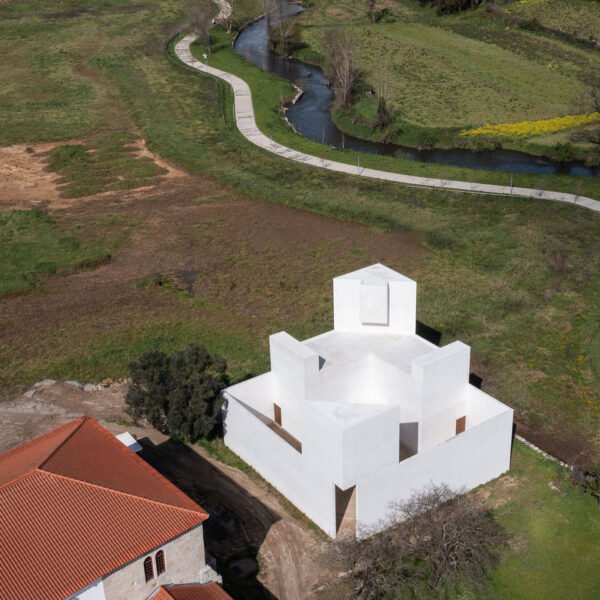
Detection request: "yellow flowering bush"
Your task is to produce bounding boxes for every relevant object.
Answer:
[460,113,600,138]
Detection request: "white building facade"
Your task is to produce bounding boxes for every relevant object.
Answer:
[224,264,513,537]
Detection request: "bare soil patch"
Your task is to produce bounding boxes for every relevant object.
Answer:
[516,420,597,468]
[0,139,185,211]
[0,380,128,452]
[0,143,62,210]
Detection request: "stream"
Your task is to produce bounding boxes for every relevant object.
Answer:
[233,7,599,177]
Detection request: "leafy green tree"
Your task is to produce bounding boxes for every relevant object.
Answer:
[126,345,228,442]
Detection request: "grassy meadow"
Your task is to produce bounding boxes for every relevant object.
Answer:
[190,29,600,200]
[1,0,600,595]
[0,0,599,452]
[0,209,112,295]
[297,0,600,159]
[507,0,600,45]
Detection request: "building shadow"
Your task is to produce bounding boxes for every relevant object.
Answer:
[468,373,483,389]
[416,320,442,346]
[138,437,279,600]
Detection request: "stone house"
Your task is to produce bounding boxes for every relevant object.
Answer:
[0,417,231,600]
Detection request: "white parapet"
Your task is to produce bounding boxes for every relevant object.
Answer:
[333,264,416,334]
[224,264,513,538]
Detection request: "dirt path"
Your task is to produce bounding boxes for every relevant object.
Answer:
[132,426,337,599]
[175,34,600,213]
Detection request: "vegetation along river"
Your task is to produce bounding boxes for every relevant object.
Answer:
[233,6,599,177]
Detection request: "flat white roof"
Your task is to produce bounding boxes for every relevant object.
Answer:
[312,399,395,426]
[335,263,414,286]
[304,330,436,372]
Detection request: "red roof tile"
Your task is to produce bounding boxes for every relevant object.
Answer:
[154,583,233,600]
[0,418,81,487]
[41,418,201,511]
[0,417,209,600]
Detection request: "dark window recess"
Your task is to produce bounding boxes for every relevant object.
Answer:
[155,550,166,575]
[143,556,154,583]
[399,422,419,461]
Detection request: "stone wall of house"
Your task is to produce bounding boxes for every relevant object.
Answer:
[102,525,206,600]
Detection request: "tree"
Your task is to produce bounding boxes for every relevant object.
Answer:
[263,0,300,55]
[573,81,600,146]
[323,27,358,110]
[126,345,229,442]
[338,483,508,599]
[224,0,235,34]
[188,0,213,54]
[366,0,377,24]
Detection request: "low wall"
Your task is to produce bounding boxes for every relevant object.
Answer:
[355,407,513,533]
[224,394,337,535]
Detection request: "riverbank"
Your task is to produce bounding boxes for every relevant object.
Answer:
[331,101,600,168]
[296,0,600,163]
[189,27,600,199]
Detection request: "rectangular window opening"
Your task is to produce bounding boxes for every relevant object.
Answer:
[399,422,418,461]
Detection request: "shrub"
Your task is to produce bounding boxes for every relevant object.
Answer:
[339,483,508,599]
[553,142,576,163]
[572,466,600,508]
[126,344,229,442]
[415,129,440,149]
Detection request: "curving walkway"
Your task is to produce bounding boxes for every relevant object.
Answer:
[174,34,600,213]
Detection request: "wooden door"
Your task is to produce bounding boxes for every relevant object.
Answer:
[273,403,282,426]
[456,416,466,435]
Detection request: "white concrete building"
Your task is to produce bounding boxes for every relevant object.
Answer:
[224,264,513,537]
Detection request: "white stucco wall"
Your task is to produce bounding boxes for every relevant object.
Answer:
[333,269,417,335]
[223,264,515,539]
[355,405,513,533]
[224,394,338,535]
[72,579,106,600]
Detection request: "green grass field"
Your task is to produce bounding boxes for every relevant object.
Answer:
[1,0,600,595]
[0,0,599,450]
[47,132,167,197]
[484,441,600,600]
[508,0,600,45]
[0,210,112,295]
[297,0,600,156]
[190,29,600,200]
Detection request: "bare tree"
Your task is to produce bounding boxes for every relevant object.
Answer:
[224,0,235,34]
[263,0,299,56]
[571,82,600,147]
[338,483,507,599]
[366,0,377,24]
[323,27,358,110]
[188,0,213,54]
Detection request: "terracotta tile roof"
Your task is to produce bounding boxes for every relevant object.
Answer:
[154,583,233,600]
[0,418,81,487]
[0,417,209,600]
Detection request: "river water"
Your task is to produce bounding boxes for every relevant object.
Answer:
[233,8,599,177]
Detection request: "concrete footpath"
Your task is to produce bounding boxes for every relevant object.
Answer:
[174,35,600,214]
